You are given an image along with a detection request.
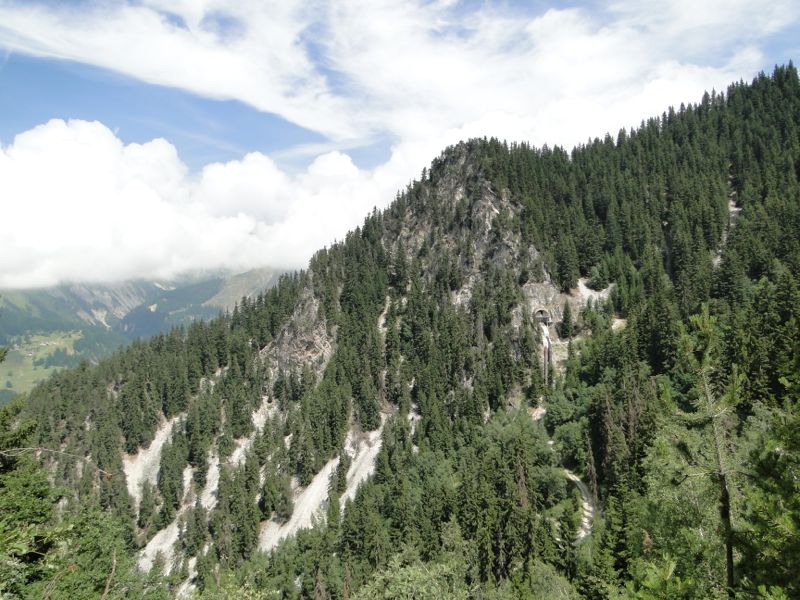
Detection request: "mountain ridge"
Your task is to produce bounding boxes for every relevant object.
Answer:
[4,64,800,599]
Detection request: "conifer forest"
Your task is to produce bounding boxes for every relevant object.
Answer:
[2,65,799,599]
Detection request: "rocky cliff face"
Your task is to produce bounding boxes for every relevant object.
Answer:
[260,288,335,381]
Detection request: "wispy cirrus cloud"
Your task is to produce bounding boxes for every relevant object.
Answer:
[1,0,794,148]
[0,0,358,139]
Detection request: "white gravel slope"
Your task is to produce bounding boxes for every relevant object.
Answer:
[258,417,387,552]
[259,457,340,552]
[123,415,181,511]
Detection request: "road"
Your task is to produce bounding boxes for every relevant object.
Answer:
[529,400,595,542]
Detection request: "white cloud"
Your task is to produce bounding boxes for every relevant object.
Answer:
[0,0,795,149]
[0,0,358,140]
[0,119,393,288]
[0,0,797,286]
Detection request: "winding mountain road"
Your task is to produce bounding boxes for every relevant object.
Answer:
[529,399,595,542]
[564,469,594,541]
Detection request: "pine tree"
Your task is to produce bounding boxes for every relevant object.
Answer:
[560,300,574,339]
[668,305,742,596]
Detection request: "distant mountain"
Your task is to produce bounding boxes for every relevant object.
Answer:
[0,281,160,341]
[204,267,282,312]
[0,267,281,401]
[118,268,281,338]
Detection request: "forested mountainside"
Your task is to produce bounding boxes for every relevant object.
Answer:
[0,268,281,403]
[1,65,799,599]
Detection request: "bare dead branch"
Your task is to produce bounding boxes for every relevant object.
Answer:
[100,548,117,600]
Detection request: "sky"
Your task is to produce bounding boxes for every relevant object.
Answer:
[0,0,798,288]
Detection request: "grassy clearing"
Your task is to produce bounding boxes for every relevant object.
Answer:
[2,331,82,401]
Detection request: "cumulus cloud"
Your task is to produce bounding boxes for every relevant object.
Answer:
[0,119,393,288]
[0,0,797,287]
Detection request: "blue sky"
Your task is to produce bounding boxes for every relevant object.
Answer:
[0,53,328,170]
[0,0,798,287]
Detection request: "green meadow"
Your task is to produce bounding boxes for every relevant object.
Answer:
[1,331,82,403]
